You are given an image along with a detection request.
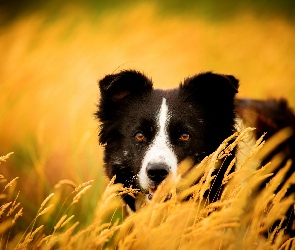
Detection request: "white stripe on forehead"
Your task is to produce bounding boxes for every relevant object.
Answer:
[139,97,178,190]
[159,98,168,135]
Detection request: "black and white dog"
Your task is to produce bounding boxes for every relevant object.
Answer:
[96,70,295,215]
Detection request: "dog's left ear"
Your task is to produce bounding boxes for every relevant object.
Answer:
[180,72,239,103]
[99,70,153,102]
[97,70,153,123]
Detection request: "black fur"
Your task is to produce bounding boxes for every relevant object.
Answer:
[96,70,239,209]
[96,69,295,238]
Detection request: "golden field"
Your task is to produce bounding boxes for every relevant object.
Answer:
[0,2,295,249]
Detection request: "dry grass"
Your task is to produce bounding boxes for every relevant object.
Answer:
[0,2,295,249]
[1,128,295,249]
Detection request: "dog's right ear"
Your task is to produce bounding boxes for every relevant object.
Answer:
[99,70,153,102]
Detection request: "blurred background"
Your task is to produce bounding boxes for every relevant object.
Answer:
[0,0,295,232]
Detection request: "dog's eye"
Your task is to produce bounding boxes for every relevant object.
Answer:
[180,133,191,141]
[135,132,145,141]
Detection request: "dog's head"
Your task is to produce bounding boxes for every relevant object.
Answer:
[96,70,239,210]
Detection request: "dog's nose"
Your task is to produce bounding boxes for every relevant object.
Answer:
[146,163,169,184]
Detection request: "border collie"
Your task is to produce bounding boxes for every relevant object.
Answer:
[96,70,295,215]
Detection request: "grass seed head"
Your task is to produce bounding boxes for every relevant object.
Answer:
[75,180,94,192]
[54,214,68,231]
[72,185,92,205]
[54,179,77,189]
[37,204,54,217]
[0,152,14,163]
[39,193,54,210]
[4,177,19,190]
[0,202,12,218]
[12,207,23,224]
[60,215,75,229]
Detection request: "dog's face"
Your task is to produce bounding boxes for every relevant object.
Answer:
[96,70,239,210]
